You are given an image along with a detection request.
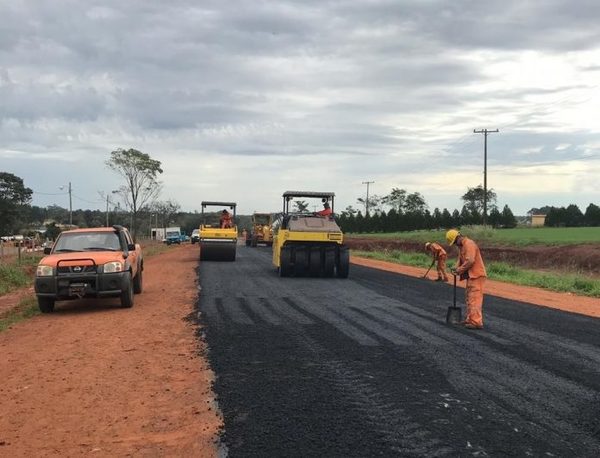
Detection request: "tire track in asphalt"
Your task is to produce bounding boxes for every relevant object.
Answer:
[196,246,600,457]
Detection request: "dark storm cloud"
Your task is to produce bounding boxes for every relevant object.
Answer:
[2,0,596,133]
[1,0,599,214]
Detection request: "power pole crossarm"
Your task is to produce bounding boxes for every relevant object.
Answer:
[473,129,499,226]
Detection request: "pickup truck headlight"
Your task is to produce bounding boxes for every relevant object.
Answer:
[36,265,54,277]
[103,261,124,273]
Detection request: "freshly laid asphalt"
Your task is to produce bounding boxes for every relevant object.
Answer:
[195,245,600,457]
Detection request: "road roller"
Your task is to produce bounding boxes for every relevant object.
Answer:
[272,191,349,278]
[199,201,237,261]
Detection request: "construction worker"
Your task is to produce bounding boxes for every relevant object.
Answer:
[220,209,233,229]
[424,242,449,282]
[446,229,487,330]
[316,201,332,217]
[262,224,270,241]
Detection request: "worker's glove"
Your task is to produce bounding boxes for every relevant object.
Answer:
[450,268,459,276]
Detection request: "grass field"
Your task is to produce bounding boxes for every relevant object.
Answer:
[353,250,600,298]
[349,226,600,246]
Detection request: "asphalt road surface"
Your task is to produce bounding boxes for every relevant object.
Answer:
[195,245,600,457]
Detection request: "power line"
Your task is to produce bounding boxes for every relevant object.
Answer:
[32,190,69,196]
[72,193,104,205]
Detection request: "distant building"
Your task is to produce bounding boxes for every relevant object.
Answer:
[531,214,546,226]
[151,227,166,240]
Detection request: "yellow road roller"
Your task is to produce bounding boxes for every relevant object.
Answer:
[199,201,237,261]
[272,191,349,278]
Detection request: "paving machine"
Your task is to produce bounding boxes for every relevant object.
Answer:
[246,212,273,247]
[199,201,237,261]
[272,191,349,278]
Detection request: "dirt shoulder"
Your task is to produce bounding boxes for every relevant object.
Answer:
[351,256,600,318]
[0,244,220,457]
[346,237,600,276]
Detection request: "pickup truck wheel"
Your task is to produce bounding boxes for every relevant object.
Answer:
[120,273,134,308]
[133,268,143,294]
[38,297,55,313]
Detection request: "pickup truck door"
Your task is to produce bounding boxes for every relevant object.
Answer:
[123,230,139,275]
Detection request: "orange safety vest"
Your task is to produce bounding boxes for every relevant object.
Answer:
[428,242,447,259]
[456,237,486,279]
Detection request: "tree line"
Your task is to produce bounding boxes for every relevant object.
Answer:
[3,151,600,239]
[539,204,600,227]
[338,186,518,233]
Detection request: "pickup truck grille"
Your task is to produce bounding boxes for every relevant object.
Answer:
[57,265,98,274]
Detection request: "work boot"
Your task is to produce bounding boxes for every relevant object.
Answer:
[435,277,444,282]
[464,323,483,330]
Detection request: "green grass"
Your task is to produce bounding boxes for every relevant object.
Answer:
[140,241,173,257]
[353,249,600,298]
[350,226,600,247]
[0,296,39,333]
[0,264,33,295]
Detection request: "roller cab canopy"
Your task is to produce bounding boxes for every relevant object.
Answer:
[282,191,335,214]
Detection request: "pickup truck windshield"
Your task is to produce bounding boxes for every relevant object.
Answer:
[53,232,122,253]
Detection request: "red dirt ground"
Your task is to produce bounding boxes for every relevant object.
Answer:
[0,244,220,457]
[345,237,600,276]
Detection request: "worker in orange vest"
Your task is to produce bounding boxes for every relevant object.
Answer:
[220,209,233,229]
[316,201,332,217]
[425,242,449,282]
[446,229,487,330]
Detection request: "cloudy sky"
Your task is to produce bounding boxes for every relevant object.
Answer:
[2,0,599,216]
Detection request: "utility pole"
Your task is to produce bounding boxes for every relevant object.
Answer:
[60,182,73,226]
[362,181,374,216]
[106,194,110,227]
[473,129,498,226]
[68,182,72,226]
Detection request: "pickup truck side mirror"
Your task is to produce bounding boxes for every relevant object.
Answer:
[127,243,136,251]
[44,247,52,255]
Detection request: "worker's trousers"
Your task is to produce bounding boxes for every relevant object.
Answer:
[436,255,448,281]
[465,276,485,327]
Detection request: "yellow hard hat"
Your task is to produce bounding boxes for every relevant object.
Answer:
[446,229,460,246]
[424,242,431,250]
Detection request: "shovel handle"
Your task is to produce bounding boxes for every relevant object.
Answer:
[453,274,457,307]
[423,259,435,278]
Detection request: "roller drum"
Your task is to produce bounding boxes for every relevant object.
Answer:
[200,240,236,262]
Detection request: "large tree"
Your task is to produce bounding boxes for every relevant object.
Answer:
[461,185,497,220]
[0,172,33,235]
[584,203,600,226]
[106,148,163,239]
[356,194,382,215]
[151,200,181,229]
[381,188,407,211]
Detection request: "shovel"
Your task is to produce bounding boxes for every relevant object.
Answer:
[446,274,462,325]
[422,260,435,279]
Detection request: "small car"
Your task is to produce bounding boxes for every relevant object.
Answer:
[190,229,200,244]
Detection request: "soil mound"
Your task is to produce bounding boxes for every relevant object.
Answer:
[345,237,600,275]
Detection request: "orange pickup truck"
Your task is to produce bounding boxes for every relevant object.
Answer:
[34,225,143,313]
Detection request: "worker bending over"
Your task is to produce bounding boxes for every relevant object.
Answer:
[424,242,449,282]
[446,229,487,330]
